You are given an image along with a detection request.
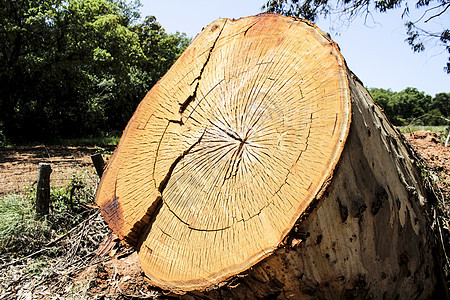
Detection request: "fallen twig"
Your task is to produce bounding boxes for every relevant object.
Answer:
[45,209,100,247]
[0,248,49,269]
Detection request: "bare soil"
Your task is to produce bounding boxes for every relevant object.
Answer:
[0,145,114,196]
[403,131,450,201]
[0,131,448,298]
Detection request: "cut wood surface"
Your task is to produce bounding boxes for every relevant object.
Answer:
[96,14,446,298]
[96,14,350,291]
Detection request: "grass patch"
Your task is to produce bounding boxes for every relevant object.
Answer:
[0,174,112,297]
[51,135,121,147]
[398,125,448,134]
[1,133,121,148]
[0,194,48,254]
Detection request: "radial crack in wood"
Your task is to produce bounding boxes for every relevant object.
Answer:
[95,14,446,298]
[158,129,207,194]
[96,14,351,292]
[179,21,227,114]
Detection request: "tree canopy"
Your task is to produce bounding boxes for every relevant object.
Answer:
[369,87,450,126]
[263,0,450,73]
[0,0,447,144]
[0,0,190,142]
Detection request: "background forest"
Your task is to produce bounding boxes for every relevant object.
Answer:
[0,0,448,145]
[369,88,449,127]
[0,0,190,143]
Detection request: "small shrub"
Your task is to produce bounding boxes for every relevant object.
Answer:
[0,172,96,255]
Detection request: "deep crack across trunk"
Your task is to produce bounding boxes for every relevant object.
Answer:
[158,130,206,194]
[178,21,227,114]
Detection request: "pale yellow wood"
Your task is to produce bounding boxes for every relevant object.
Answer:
[96,14,351,291]
[189,72,443,299]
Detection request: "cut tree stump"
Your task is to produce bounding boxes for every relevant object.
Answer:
[95,14,447,299]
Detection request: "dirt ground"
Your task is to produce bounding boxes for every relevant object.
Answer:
[1,132,447,199]
[0,131,449,298]
[0,145,114,196]
[403,131,450,201]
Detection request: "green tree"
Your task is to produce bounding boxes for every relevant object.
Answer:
[370,87,449,126]
[369,88,403,125]
[431,92,450,117]
[0,0,190,142]
[134,16,190,87]
[395,88,431,123]
[0,0,60,139]
[263,0,450,73]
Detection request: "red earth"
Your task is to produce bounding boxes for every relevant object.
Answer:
[403,131,450,201]
[0,131,448,298]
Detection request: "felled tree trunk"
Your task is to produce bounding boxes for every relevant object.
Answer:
[95,14,447,299]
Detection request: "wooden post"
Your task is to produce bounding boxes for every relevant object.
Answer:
[36,163,52,217]
[91,153,105,178]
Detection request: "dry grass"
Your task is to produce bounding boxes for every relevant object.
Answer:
[0,175,113,299]
[0,134,448,298]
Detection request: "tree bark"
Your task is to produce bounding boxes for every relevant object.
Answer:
[95,14,447,299]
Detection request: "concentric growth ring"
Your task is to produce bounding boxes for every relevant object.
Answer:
[96,14,351,292]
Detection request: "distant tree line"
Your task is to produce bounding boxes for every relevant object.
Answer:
[369,88,449,127]
[1,1,448,144]
[0,0,190,143]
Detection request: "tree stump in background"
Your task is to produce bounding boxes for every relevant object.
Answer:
[95,14,447,298]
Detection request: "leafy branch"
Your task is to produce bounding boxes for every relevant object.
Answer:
[263,0,450,72]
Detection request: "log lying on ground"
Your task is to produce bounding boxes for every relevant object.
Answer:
[95,14,447,298]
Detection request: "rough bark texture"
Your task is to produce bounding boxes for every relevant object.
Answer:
[189,72,447,299]
[95,14,447,298]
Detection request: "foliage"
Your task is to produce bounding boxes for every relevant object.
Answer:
[0,121,7,147]
[50,134,121,147]
[0,177,111,297]
[263,0,450,73]
[0,0,190,142]
[0,172,95,254]
[398,125,448,133]
[369,87,450,127]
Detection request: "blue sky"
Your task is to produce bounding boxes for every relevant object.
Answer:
[140,0,449,96]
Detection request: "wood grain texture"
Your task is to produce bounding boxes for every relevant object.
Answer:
[191,72,445,299]
[96,14,351,292]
